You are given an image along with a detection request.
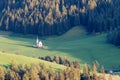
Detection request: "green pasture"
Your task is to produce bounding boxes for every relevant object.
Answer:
[0,27,120,70]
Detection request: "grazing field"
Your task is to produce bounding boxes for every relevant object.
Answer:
[0,27,120,70]
[0,52,66,70]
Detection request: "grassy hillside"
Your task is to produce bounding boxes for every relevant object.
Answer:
[57,26,86,40]
[0,27,120,70]
[0,52,66,70]
[0,53,120,80]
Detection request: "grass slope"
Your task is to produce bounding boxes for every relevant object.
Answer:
[0,26,120,70]
[0,53,120,80]
[57,26,86,40]
[0,52,66,70]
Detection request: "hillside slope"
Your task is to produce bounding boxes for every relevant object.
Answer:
[0,52,120,80]
[56,26,86,40]
[0,52,66,70]
[0,29,120,70]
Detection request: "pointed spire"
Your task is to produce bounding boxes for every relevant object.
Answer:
[36,36,39,45]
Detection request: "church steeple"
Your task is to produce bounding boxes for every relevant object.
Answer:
[36,36,39,45]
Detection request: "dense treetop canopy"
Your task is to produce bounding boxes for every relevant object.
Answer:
[0,0,120,36]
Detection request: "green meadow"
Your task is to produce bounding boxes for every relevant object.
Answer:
[0,52,66,70]
[0,27,120,70]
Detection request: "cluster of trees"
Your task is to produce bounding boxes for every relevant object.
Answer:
[83,0,120,33]
[39,56,80,68]
[0,0,79,36]
[107,28,120,46]
[0,60,112,80]
[0,0,120,36]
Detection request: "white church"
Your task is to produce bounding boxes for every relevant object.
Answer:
[36,37,43,48]
[35,37,48,49]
